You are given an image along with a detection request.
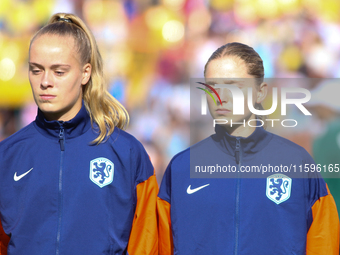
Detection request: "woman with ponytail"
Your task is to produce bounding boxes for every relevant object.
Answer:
[0,13,158,255]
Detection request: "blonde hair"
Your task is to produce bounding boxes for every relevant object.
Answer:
[30,13,129,144]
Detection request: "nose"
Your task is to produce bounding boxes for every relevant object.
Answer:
[40,71,53,89]
[217,88,232,105]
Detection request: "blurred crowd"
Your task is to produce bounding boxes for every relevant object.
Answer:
[1,0,340,185]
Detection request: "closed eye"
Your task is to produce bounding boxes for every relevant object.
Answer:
[55,71,65,76]
[31,69,41,75]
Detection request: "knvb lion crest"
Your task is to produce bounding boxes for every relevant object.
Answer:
[90,157,114,188]
[266,174,292,205]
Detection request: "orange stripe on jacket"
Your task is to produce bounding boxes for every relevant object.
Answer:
[0,219,9,255]
[127,173,158,255]
[306,185,339,255]
[157,197,173,255]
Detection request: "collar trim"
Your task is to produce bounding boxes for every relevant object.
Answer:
[34,102,92,139]
[212,122,272,156]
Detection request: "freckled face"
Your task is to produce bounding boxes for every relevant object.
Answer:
[29,34,91,121]
[204,57,259,124]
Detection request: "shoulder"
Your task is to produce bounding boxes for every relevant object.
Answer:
[107,126,146,153]
[107,127,152,165]
[0,123,37,153]
[268,131,312,159]
[165,136,213,172]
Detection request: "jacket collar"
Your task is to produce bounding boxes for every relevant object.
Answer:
[212,122,272,157]
[34,102,92,139]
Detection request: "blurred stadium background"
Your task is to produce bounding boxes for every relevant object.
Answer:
[1,0,340,184]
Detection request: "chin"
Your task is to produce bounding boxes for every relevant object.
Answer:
[212,114,233,120]
[38,104,60,115]
[38,104,55,112]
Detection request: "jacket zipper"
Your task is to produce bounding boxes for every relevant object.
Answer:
[56,123,65,255]
[234,138,241,255]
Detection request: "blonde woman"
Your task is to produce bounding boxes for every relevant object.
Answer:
[0,13,158,255]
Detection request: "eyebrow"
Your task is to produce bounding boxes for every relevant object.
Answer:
[28,62,71,69]
[223,79,246,85]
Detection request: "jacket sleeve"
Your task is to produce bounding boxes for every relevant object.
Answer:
[157,197,173,255]
[0,219,9,255]
[127,142,158,255]
[157,162,173,255]
[306,184,340,255]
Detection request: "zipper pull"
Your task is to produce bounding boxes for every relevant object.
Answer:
[59,125,65,151]
[235,138,240,165]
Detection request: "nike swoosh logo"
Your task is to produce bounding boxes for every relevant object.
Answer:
[14,168,33,181]
[187,184,210,194]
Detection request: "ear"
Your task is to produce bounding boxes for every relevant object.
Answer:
[256,82,267,104]
[81,63,92,85]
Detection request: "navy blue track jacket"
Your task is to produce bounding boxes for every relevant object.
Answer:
[0,103,158,255]
[157,124,339,255]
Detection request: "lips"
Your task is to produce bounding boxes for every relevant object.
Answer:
[40,94,56,100]
[216,108,231,114]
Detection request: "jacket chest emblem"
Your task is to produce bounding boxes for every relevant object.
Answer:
[266,174,292,204]
[90,157,114,188]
